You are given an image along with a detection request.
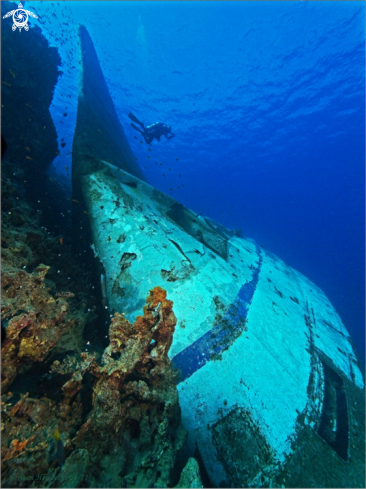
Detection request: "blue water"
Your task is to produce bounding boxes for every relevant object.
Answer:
[26,0,365,366]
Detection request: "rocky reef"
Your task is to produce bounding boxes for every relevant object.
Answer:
[1,285,190,488]
[2,263,78,391]
[1,2,60,182]
[1,0,71,233]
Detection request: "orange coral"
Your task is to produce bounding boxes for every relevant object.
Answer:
[11,438,28,452]
[1,264,77,391]
[2,438,28,464]
[145,286,167,309]
[101,285,177,378]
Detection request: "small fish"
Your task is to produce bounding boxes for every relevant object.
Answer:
[108,236,111,242]
[65,166,69,172]
[9,69,16,78]
[176,158,179,161]
[179,174,181,177]
[53,429,65,466]
[100,206,104,209]
[60,237,63,245]
[56,291,74,298]
[2,81,11,87]
[134,136,137,139]
[148,148,152,152]
[140,141,143,144]
[72,199,78,203]
[148,156,150,159]
[83,210,89,215]
[26,156,33,160]
[25,146,30,151]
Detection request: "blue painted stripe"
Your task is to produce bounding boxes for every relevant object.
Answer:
[172,247,263,383]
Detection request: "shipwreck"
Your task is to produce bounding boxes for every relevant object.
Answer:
[71,25,365,489]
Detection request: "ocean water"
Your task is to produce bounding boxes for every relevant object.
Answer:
[25,0,365,366]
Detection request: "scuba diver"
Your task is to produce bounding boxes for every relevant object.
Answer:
[129,112,175,145]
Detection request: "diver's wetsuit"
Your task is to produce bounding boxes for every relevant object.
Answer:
[129,113,175,144]
[143,122,175,144]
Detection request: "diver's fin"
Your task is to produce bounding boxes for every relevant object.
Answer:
[131,123,144,134]
[128,112,144,127]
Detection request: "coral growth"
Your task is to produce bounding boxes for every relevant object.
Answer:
[101,285,176,376]
[69,286,187,488]
[1,264,78,391]
[1,288,188,488]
